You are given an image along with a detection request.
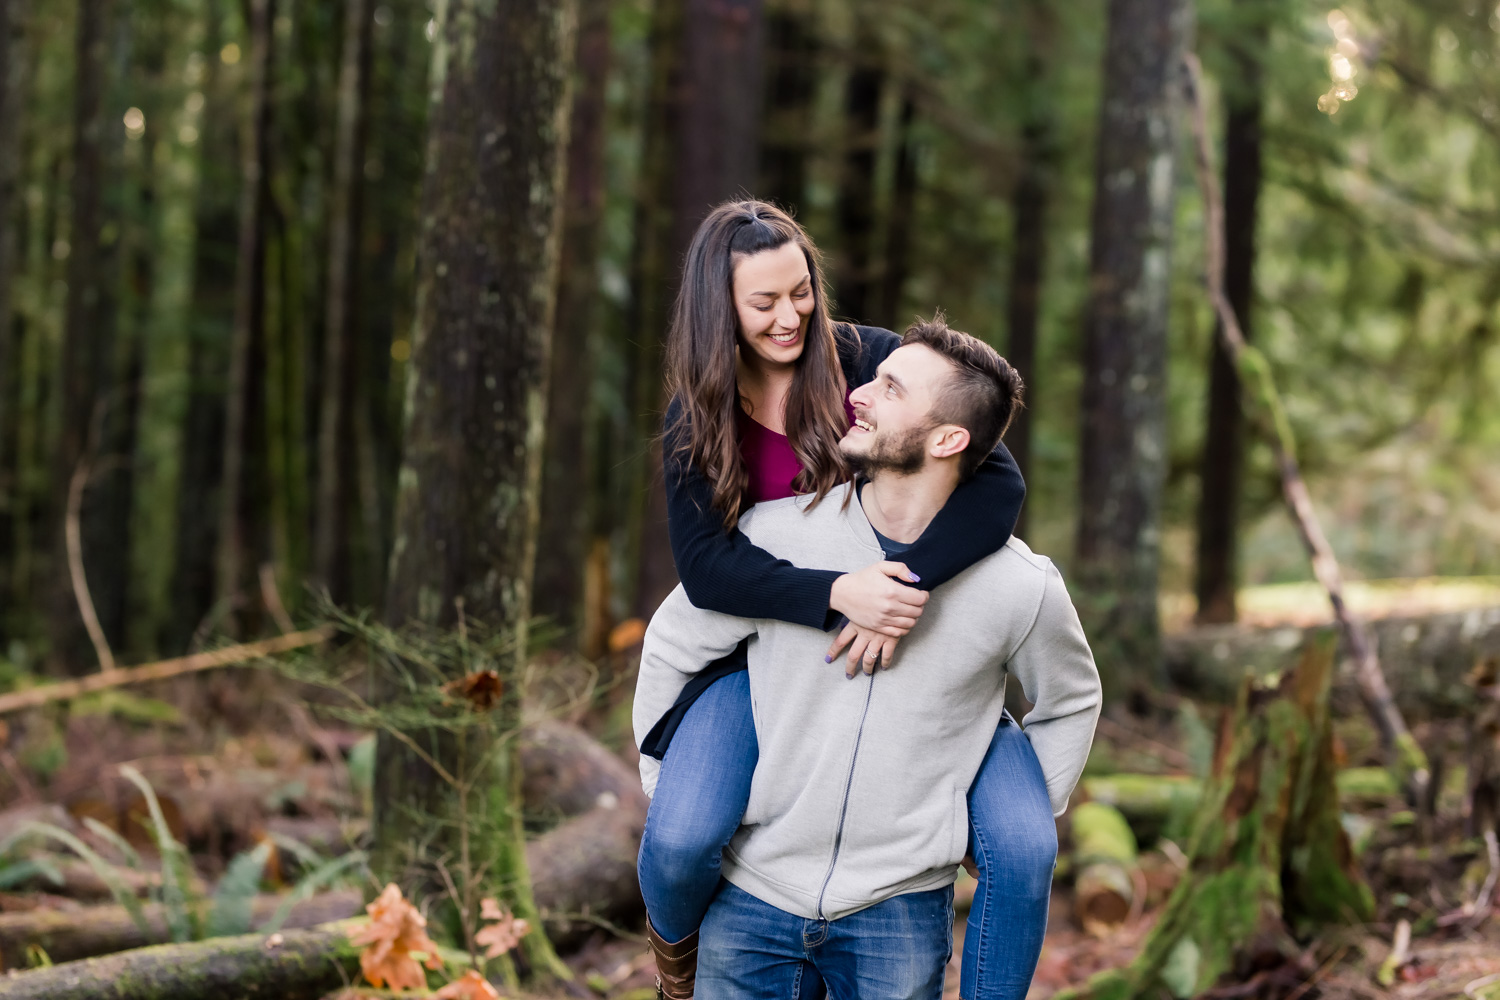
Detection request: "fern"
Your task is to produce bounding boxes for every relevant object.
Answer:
[262,849,368,932]
[120,765,204,941]
[0,857,63,891]
[206,841,272,937]
[21,823,152,937]
[81,816,146,871]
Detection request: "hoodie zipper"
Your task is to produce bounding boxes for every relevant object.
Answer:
[815,671,877,920]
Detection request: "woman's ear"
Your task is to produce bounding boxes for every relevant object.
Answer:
[930,425,970,460]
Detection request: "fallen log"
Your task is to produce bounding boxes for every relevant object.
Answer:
[1057,635,1373,1000]
[520,719,646,820]
[0,919,362,1000]
[1079,774,1201,846]
[1070,802,1140,936]
[1165,607,1500,719]
[0,889,362,969]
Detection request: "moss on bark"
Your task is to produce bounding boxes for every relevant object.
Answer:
[1059,633,1373,1000]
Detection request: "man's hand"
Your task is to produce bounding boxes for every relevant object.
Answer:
[827,622,900,677]
[828,562,928,636]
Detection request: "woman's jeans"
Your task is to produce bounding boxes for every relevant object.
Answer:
[637,671,1059,1000]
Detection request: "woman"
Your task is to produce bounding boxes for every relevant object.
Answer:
[637,201,1056,1000]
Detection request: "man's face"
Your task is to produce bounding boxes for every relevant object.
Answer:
[840,344,955,475]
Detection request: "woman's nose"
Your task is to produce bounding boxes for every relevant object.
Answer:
[776,299,799,328]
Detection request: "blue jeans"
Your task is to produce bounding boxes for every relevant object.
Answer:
[637,672,1058,1000]
[697,881,953,1000]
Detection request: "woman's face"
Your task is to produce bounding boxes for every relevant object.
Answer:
[732,242,816,371]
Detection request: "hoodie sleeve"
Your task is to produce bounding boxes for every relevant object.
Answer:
[633,585,758,797]
[1005,561,1102,815]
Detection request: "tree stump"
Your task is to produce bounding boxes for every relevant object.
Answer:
[1059,633,1373,1000]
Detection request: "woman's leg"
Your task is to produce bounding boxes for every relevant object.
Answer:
[637,669,759,942]
[960,713,1059,1000]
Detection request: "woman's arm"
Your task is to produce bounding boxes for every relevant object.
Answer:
[664,396,839,629]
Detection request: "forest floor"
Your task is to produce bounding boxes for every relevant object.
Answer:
[3,595,1500,999]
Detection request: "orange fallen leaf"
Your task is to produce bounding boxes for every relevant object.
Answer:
[609,618,647,653]
[349,883,444,990]
[443,669,504,711]
[435,969,501,1000]
[474,897,530,958]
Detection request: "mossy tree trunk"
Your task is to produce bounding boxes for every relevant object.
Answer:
[533,0,611,639]
[1075,0,1191,701]
[1059,634,1373,1000]
[373,0,576,980]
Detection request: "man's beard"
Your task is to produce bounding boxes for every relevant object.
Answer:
[844,422,931,477]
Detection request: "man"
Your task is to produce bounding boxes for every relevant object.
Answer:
[634,317,1102,999]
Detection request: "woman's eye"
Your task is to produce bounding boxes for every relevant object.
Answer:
[794,290,810,299]
[755,305,773,313]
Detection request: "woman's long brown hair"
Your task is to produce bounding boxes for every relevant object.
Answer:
[665,201,852,531]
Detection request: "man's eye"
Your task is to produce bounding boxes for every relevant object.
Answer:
[885,384,896,396]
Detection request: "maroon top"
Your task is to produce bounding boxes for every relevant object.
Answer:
[737,393,856,504]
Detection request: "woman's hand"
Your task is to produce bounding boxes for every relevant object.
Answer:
[826,622,901,677]
[828,562,928,635]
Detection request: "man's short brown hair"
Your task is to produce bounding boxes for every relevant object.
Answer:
[901,313,1025,480]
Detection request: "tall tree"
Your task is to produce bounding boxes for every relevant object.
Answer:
[0,0,29,616]
[869,91,917,333]
[372,0,575,967]
[833,51,882,323]
[165,1,236,654]
[1194,0,1268,625]
[630,0,764,618]
[534,0,610,637]
[216,0,274,632]
[760,0,816,212]
[1075,0,1190,699]
[314,0,373,602]
[50,0,117,672]
[1003,0,1058,536]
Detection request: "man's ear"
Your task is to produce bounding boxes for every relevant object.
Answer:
[929,424,970,460]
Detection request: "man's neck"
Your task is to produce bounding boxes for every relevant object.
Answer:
[859,466,960,545]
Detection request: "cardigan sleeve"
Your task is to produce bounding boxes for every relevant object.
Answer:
[846,324,1028,590]
[663,397,844,629]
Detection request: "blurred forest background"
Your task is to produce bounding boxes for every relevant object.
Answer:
[3,0,1500,995]
[2,0,1499,680]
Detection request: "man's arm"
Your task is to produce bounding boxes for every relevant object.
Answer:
[633,585,758,797]
[1005,562,1103,816]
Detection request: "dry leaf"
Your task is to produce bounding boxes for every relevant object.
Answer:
[474,897,530,958]
[348,883,444,990]
[434,969,501,1000]
[609,618,647,653]
[443,669,504,711]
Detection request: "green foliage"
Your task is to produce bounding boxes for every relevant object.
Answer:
[205,841,272,937]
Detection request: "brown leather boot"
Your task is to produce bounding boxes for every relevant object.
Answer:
[648,923,698,999]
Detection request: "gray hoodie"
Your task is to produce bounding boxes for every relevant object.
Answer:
[633,483,1101,922]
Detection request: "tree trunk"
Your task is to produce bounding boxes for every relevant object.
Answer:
[164,0,236,654]
[759,0,817,212]
[534,0,610,638]
[374,0,575,977]
[1074,0,1190,701]
[1194,2,1267,626]
[313,0,373,603]
[0,920,362,1000]
[0,0,28,618]
[0,891,363,969]
[630,0,764,618]
[1003,0,1056,537]
[833,54,882,324]
[215,0,274,633]
[1057,636,1373,1000]
[49,0,117,674]
[869,93,917,334]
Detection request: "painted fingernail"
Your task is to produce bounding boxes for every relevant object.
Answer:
[824,654,833,663]
[909,573,921,582]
